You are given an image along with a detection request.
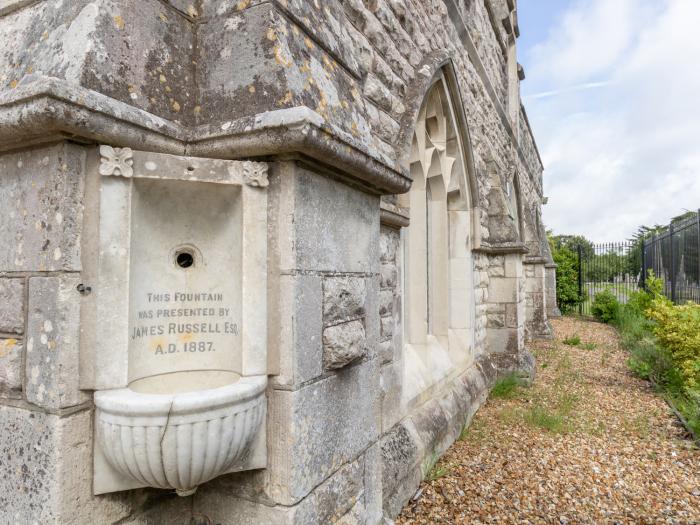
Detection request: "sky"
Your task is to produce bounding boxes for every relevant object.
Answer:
[517,0,700,242]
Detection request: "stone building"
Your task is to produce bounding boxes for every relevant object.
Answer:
[0,0,555,523]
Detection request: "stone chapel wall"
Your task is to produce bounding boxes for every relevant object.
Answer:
[0,0,551,523]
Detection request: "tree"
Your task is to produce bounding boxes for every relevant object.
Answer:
[548,233,582,313]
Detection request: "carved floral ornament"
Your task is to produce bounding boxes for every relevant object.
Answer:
[99,145,134,177]
[242,161,269,188]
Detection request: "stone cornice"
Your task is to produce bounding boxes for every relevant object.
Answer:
[473,242,529,255]
[522,256,548,265]
[0,77,410,195]
[379,201,410,229]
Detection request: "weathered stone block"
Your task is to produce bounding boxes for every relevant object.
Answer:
[0,144,85,272]
[488,277,517,303]
[378,339,394,363]
[380,420,423,493]
[0,406,130,524]
[380,419,424,517]
[25,275,88,409]
[379,227,400,263]
[0,338,22,397]
[272,274,323,387]
[380,360,402,431]
[293,168,380,274]
[195,457,363,525]
[269,359,379,505]
[378,289,394,316]
[486,312,505,328]
[380,263,398,289]
[410,398,449,452]
[380,314,394,340]
[323,276,367,325]
[0,278,24,333]
[322,320,367,370]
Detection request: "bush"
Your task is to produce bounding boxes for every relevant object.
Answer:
[616,299,699,437]
[627,270,664,316]
[591,290,620,323]
[647,298,700,393]
[549,240,582,314]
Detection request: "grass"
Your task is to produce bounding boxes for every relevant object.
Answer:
[581,342,597,351]
[423,450,451,481]
[563,335,581,346]
[524,406,566,432]
[490,372,524,399]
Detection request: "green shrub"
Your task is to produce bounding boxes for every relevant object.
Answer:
[617,301,699,437]
[549,240,582,314]
[627,270,664,316]
[591,290,620,323]
[647,298,700,392]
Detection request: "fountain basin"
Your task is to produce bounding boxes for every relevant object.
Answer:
[94,374,266,494]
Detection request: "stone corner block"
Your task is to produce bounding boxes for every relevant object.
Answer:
[26,275,89,409]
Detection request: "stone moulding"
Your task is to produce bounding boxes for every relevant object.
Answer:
[94,375,267,496]
[473,242,529,255]
[0,77,410,195]
[379,201,410,229]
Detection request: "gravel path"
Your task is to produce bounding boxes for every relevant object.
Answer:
[397,317,700,524]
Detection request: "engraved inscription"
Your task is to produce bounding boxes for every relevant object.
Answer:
[130,291,239,357]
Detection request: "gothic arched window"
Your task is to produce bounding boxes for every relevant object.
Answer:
[400,73,475,400]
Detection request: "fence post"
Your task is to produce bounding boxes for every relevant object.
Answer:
[578,245,583,315]
[641,238,646,291]
[697,209,700,301]
[670,223,676,303]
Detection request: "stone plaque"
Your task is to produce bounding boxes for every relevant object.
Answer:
[127,178,243,391]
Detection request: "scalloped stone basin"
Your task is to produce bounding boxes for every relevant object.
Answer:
[94,375,266,495]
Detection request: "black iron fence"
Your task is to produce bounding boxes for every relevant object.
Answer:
[578,241,640,316]
[643,213,700,303]
[575,211,700,315]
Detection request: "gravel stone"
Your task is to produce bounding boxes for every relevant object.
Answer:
[398,317,700,524]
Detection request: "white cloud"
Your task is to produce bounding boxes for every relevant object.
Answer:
[523,0,700,241]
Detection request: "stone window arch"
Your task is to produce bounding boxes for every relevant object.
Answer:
[505,172,521,240]
[399,73,475,403]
